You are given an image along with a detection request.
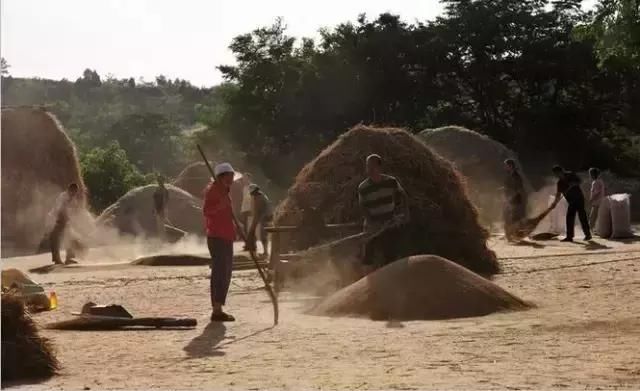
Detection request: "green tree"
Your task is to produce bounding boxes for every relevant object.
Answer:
[1,57,9,76]
[80,142,150,211]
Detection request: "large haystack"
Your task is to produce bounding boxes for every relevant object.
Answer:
[312,255,530,320]
[418,126,530,222]
[97,184,203,237]
[274,125,499,276]
[172,161,245,218]
[1,294,59,386]
[172,162,212,199]
[1,106,86,255]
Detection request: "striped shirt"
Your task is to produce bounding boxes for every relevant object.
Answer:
[358,174,405,227]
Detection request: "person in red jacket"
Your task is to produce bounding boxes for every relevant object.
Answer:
[203,162,239,322]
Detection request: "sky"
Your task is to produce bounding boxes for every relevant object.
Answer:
[1,0,446,87]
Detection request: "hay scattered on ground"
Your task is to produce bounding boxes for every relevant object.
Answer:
[311,255,531,320]
[1,106,86,255]
[274,125,499,276]
[97,184,203,237]
[1,294,59,386]
[1,269,50,312]
[418,126,530,222]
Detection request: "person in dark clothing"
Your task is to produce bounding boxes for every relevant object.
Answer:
[49,183,83,264]
[153,175,170,240]
[357,154,410,274]
[503,159,527,242]
[552,165,592,242]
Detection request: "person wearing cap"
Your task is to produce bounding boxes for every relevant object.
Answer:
[552,165,592,242]
[357,154,410,274]
[247,184,273,257]
[203,162,239,322]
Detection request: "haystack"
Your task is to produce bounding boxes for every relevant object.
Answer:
[97,184,203,237]
[172,161,245,216]
[418,126,530,223]
[274,125,499,276]
[1,294,59,386]
[1,106,86,255]
[172,162,212,199]
[312,255,530,320]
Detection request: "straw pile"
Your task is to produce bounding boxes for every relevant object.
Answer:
[172,162,212,199]
[418,126,529,222]
[311,255,531,320]
[274,125,499,276]
[1,294,59,386]
[1,106,86,255]
[97,184,203,237]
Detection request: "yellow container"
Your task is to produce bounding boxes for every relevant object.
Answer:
[49,292,58,310]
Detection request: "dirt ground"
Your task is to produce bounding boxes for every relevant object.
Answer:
[3,234,640,390]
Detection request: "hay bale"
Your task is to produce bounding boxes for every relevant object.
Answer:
[1,106,86,255]
[1,294,59,386]
[311,255,530,320]
[274,125,499,276]
[1,269,50,312]
[172,162,212,199]
[418,126,530,222]
[97,184,203,237]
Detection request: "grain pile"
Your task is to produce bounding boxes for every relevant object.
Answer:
[1,106,86,255]
[418,126,529,223]
[97,184,203,237]
[311,255,530,320]
[1,294,59,386]
[274,125,499,276]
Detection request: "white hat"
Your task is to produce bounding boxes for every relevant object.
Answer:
[214,162,235,177]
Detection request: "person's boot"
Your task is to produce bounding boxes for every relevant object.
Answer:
[560,237,573,242]
[210,311,235,322]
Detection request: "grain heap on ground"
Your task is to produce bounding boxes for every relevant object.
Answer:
[312,255,530,320]
[172,162,212,199]
[97,184,203,237]
[418,126,529,223]
[1,294,59,386]
[1,106,86,255]
[274,125,499,276]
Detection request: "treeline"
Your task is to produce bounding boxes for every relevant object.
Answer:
[1,69,220,210]
[203,0,640,185]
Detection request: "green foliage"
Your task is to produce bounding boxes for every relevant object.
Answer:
[80,142,151,211]
[205,0,640,186]
[1,57,9,76]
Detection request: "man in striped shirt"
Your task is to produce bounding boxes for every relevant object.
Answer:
[357,154,409,272]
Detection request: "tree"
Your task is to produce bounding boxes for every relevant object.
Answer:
[80,142,150,211]
[1,57,10,76]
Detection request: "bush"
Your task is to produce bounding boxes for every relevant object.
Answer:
[80,142,151,212]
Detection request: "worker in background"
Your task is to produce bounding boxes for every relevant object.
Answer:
[589,167,606,227]
[246,184,273,257]
[503,159,527,242]
[203,162,239,322]
[357,154,410,275]
[552,165,592,242]
[153,175,170,240]
[240,173,253,229]
[49,183,83,265]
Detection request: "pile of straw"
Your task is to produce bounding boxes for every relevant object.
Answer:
[97,184,203,237]
[1,294,59,386]
[172,162,212,199]
[274,125,499,276]
[1,106,85,255]
[418,126,530,223]
[311,255,531,320]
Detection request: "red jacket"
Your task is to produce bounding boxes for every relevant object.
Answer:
[203,181,236,241]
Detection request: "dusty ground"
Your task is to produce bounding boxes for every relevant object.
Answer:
[3,234,640,390]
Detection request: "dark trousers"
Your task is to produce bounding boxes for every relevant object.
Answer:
[566,199,591,239]
[207,237,234,306]
[362,226,401,267]
[50,217,74,264]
